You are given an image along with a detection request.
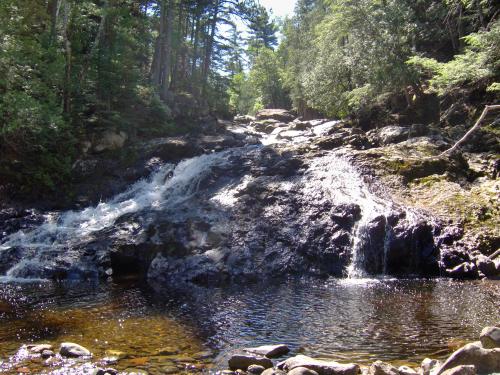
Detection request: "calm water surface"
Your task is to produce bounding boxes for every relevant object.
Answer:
[0,278,498,374]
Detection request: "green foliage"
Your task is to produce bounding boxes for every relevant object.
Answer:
[408,19,500,96]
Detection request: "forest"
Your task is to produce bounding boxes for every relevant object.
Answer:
[0,0,498,196]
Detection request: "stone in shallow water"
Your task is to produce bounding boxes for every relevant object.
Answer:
[288,367,320,375]
[261,369,287,375]
[440,365,476,375]
[245,344,290,358]
[368,361,400,375]
[480,326,500,349]
[59,342,91,357]
[27,344,53,353]
[248,364,266,374]
[41,349,54,359]
[228,354,273,371]
[421,358,441,375]
[398,365,417,375]
[435,341,500,375]
[279,355,359,375]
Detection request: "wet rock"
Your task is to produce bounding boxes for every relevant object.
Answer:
[245,344,290,358]
[288,367,320,375]
[474,255,497,277]
[41,349,55,359]
[480,326,500,349]
[446,262,478,279]
[397,366,417,375]
[256,109,295,123]
[439,365,476,375]
[435,341,500,375]
[261,369,287,375]
[235,115,256,124]
[59,342,91,357]
[421,358,441,375]
[248,364,267,374]
[27,344,52,353]
[279,355,359,375]
[94,369,119,375]
[378,126,409,145]
[228,354,273,371]
[368,361,400,375]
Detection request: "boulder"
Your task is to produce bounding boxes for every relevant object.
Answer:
[288,368,320,375]
[378,126,409,145]
[480,326,500,349]
[248,364,266,374]
[279,355,359,375]
[261,369,287,375]
[245,344,290,358]
[435,341,500,375]
[446,262,478,279]
[228,354,273,371]
[368,361,400,375]
[27,344,53,353]
[440,365,476,375]
[474,255,497,277]
[93,130,127,153]
[234,115,256,124]
[421,358,441,375]
[41,349,55,359]
[256,109,295,123]
[397,366,417,375]
[59,342,91,357]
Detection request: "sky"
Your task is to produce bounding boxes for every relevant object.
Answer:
[260,0,297,18]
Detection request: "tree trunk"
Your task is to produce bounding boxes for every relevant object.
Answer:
[150,0,166,87]
[47,0,61,44]
[202,0,219,92]
[161,0,174,100]
[62,0,72,114]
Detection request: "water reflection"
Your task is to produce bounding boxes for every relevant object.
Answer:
[0,278,498,374]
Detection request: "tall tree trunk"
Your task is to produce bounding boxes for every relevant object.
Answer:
[161,0,174,100]
[202,0,219,92]
[47,0,61,44]
[62,0,72,114]
[150,0,166,87]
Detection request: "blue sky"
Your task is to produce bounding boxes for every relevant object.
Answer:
[260,0,297,18]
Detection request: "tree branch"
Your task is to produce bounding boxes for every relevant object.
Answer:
[439,104,500,156]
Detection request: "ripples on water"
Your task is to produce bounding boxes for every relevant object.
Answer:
[0,278,499,373]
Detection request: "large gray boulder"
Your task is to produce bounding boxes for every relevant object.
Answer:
[474,255,497,277]
[480,326,500,349]
[59,342,91,357]
[261,369,287,375]
[256,109,295,123]
[93,130,127,153]
[435,342,500,375]
[279,355,359,375]
[288,367,320,375]
[245,344,290,358]
[421,358,441,375]
[228,354,273,371]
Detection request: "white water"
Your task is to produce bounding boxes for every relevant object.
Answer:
[0,151,234,279]
[302,153,395,278]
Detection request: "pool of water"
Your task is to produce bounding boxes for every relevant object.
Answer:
[0,278,498,374]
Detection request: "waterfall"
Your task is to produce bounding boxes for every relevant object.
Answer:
[0,150,235,279]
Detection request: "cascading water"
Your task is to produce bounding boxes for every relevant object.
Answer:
[0,120,433,282]
[0,150,235,280]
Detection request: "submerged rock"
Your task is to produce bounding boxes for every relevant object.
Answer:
[228,354,273,371]
[278,355,359,375]
[59,342,91,357]
[245,344,290,358]
[248,364,267,374]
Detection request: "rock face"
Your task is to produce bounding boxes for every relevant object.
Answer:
[256,109,295,123]
[228,354,273,371]
[245,344,290,358]
[92,130,128,153]
[59,342,91,357]
[435,342,500,375]
[480,326,500,349]
[278,355,359,375]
